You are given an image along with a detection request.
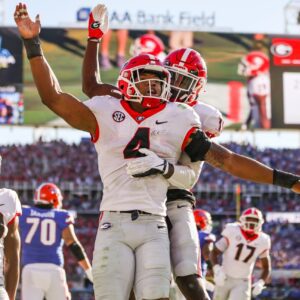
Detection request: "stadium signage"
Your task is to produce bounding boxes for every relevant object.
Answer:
[2,0,300,34]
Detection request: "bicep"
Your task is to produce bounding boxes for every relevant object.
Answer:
[45,92,98,135]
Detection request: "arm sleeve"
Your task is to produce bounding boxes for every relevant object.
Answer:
[167,150,204,189]
[167,164,196,189]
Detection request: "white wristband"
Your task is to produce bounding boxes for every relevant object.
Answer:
[85,268,93,283]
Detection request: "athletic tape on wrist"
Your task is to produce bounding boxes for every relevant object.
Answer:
[23,36,43,59]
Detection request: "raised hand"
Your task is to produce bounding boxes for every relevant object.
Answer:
[14,3,40,39]
[88,4,109,39]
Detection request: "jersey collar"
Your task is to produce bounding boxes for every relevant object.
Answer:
[121,100,167,124]
[240,227,259,242]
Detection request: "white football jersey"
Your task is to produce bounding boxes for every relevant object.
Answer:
[0,188,22,285]
[84,96,201,215]
[171,101,224,189]
[192,102,224,138]
[216,222,271,279]
[247,74,271,118]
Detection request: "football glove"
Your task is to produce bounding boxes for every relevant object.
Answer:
[252,279,265,297]
[213,264,226,287]
[88,4,109,40]
[126,148,170,177]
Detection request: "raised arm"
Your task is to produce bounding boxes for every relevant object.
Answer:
[14,3,97,135]
[183,129,300,193]
[82,4,122,99]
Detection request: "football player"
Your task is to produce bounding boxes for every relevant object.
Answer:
[85,9,222,299]
[194,209,215,279]
[19,183,93,300]
[210,207,271,300]
[85,9,220,300]
[15,3,300,300]
[0,155,22,300]
[130,33,166,62]
[238,51,270,129]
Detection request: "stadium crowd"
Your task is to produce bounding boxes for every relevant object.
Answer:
[1,140,300,299]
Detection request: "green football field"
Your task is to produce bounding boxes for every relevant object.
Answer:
[23,29,265,125]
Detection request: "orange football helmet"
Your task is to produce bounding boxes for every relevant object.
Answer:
[193,209,212,232]
[34,183,63,209]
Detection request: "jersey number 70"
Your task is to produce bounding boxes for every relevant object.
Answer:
[25,217,56,246]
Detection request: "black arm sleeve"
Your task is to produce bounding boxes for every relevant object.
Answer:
[68,242,86,261]
[273,169,300,189]
[184,129,212,162]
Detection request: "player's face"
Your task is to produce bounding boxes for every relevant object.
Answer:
[136,73,163,97]
[245,217,259,230]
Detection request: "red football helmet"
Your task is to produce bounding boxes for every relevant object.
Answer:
[193,209,212,232]
[117,54,171,109]
[239,207,264,234]
[130,34,165,57]
[238,51,270,77]
[163,48,207,103]
[34,183,63,209]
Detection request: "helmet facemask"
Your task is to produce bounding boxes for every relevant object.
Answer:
[119,65,171,109]
[167,66,206,103]
[240,208,264,234]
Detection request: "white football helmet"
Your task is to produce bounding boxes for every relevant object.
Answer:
[240,207,264,234]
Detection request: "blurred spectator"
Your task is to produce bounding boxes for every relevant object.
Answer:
[169,31,194,51]
[0,98,13,124]
[100,29,128,70]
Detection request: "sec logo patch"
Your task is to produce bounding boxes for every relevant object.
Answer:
[112,111,125,122]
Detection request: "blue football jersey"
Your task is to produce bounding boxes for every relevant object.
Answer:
[198,230,216,276]
[19,205,74,267]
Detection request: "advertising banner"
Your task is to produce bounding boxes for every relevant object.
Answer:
[2,0,300,35]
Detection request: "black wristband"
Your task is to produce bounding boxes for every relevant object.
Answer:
[68,242,86,261]
[23,36,43,59]
[273,169,300,189]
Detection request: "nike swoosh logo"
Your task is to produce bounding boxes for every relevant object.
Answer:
[155,120,168,125]
[177,205,188,209]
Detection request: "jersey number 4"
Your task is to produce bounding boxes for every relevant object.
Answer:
[123,127,150,158]
[25,217,56,246]
[234,243,256,263]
